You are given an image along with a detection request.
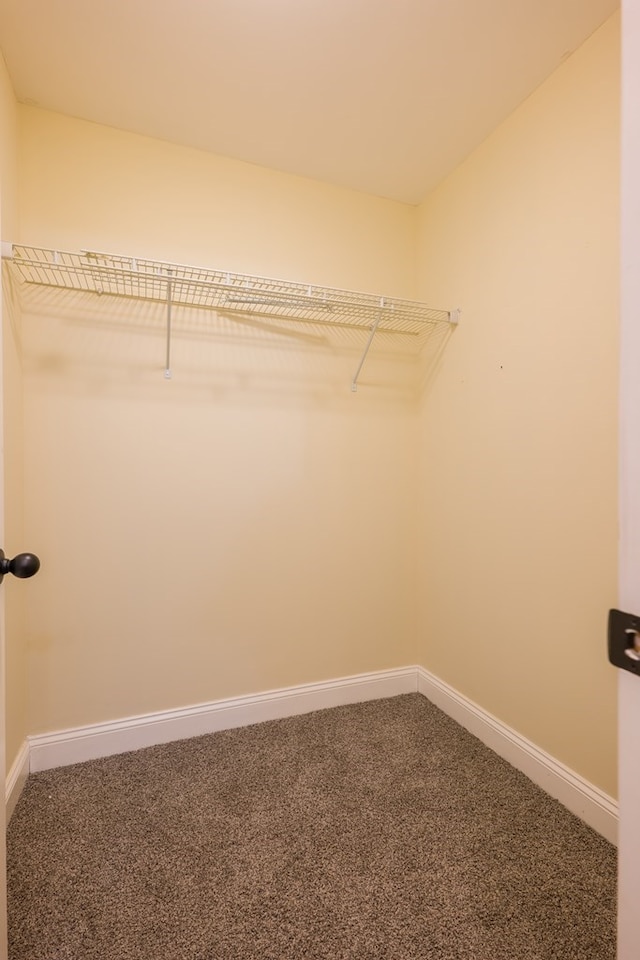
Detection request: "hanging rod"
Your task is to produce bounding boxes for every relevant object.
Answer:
[2,244,459,387]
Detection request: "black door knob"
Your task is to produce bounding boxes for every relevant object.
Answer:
[0,549,40,583]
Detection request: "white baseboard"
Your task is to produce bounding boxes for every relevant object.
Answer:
[417,666,618,845]
[28,666,418,774]
[20,663,618,846]
[6,740,30,822]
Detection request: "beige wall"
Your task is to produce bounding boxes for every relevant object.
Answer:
[415,14,619,795]
[18,108,418,296]
[18,110,420,733]
[2,12,620,803]
[0,52,27,777]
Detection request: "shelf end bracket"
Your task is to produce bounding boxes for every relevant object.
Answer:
[351,303,384,393]
[164,272,173,380]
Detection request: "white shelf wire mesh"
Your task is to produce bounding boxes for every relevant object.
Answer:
[6,245,454,333]
[4,245,458,389]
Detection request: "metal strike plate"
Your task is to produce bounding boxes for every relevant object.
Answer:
[608,609,640,676]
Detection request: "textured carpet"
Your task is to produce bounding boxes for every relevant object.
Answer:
[7,694,616,959]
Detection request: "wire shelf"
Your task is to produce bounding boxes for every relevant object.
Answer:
[4,244,458,389]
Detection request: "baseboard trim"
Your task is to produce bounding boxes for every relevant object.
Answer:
[22,664,618,845]
[6,740,30,822]
[28,666,418,774]
[417,666,618,845]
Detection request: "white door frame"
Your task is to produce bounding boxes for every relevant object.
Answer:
[0,270,9,960]
[618,3,640,958]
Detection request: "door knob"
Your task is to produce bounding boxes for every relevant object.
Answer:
[0,549,40,584]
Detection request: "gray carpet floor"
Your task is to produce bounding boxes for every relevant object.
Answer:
[7,694,616,959]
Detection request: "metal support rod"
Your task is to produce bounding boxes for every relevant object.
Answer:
[351,304,384,392]
[164,272,172,379]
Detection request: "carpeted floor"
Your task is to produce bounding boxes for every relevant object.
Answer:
[7,694,616,959]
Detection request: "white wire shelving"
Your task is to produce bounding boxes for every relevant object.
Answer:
[2,244,459,390]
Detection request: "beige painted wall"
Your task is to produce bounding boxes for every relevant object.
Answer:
[0,52,27,777]
[18,108,418,296]
[4,12,620,804]
[18,110,421,733]
[415,14,619,795]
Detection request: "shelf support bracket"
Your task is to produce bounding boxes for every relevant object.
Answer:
[164,271,172,380]
[351,301,384,393]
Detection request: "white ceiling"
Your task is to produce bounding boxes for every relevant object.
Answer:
[0,0,619,204]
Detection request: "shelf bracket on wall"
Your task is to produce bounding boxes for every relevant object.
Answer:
[351,305,460,392]
[165,270,173,380]
[351,301,384,393]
